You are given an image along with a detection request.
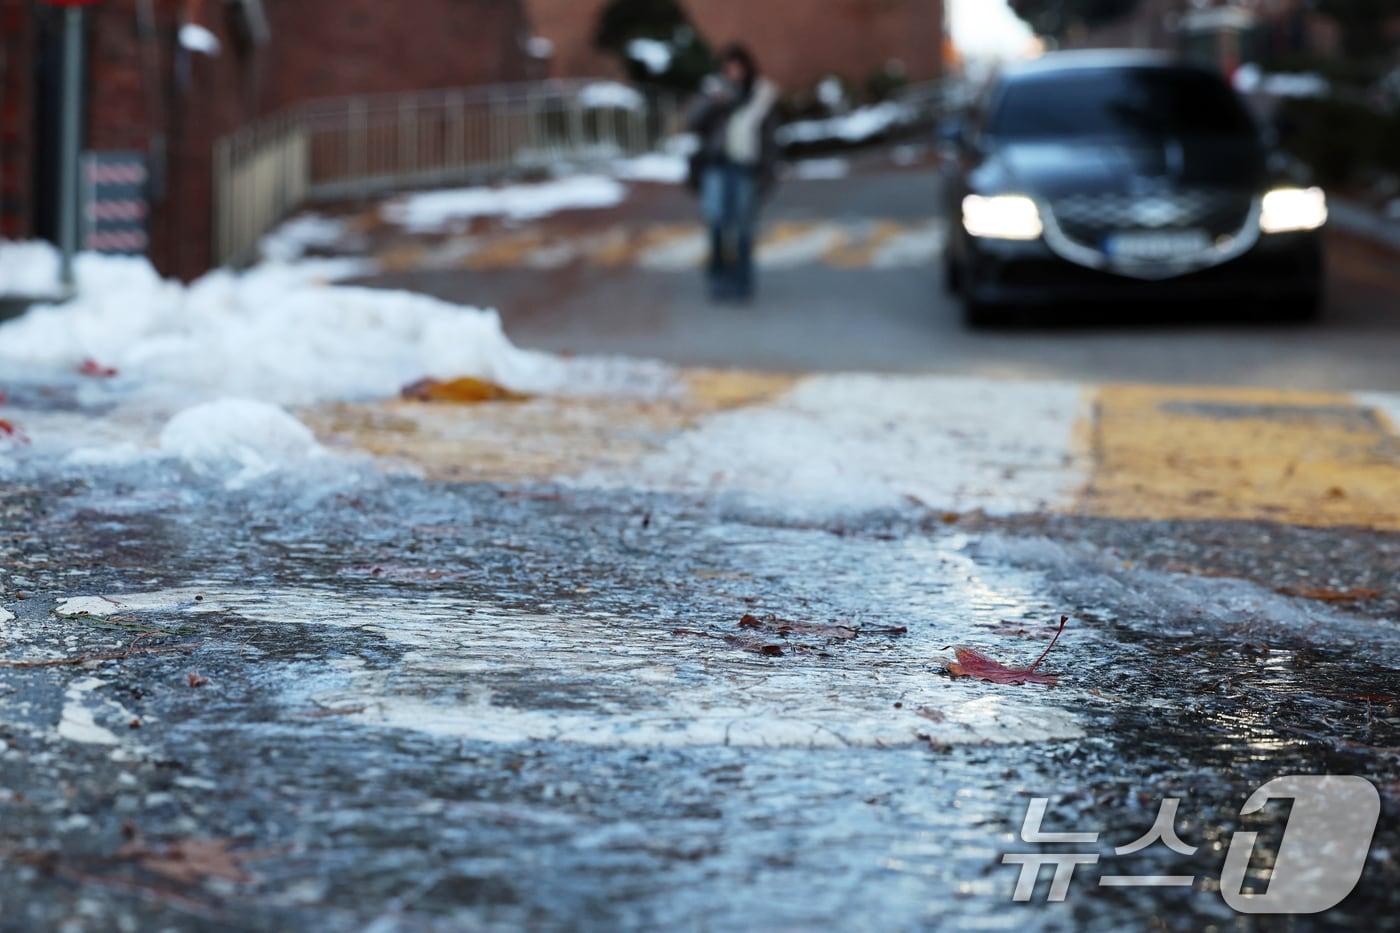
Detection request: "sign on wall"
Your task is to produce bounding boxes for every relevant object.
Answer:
[82,150,149,255]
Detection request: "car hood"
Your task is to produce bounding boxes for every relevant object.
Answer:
[972,137,1266,198]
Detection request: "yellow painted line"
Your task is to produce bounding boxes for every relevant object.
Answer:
[375,243,431,274]
[1078,384,1400,529]
[305,368,801,485]
[824,220,905,268]
[463,232,547,270]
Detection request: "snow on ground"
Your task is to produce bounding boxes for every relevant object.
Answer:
[381,175,628,232]
[257,213,355,263]
[0,249,664,407]
[158,399,326,489]
[777,102,918,147]
[0,240,65,298]
[622,375,1089,517]
[610,152,689,184]
[0,241,671,479]
[577,80,645,112]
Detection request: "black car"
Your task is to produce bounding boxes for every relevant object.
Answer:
[943,51,1327,326]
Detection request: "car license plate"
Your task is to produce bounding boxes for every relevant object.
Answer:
[1105,229,1211,261]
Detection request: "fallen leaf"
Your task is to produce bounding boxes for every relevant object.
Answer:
[400,376,530,404]
[117,837,255,885]
[0,418,29,444]
[945,616,1069,686]
[1278,585,1380,604]
[185,672,208,688]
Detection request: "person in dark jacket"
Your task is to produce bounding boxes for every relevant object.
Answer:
[686,44,780,302]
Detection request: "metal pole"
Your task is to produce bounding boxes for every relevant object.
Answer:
[57,5,84,290]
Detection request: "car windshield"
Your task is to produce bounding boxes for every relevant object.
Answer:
[986,66,1257,141]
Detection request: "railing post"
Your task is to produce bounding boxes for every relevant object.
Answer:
[350,96,367,183]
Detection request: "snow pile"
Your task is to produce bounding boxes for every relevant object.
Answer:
[778,101,918,147]
[381,175,628,232]
[628,375,1088,516]
[578,81,645,112]
[1,241,164,299]
[0,251,667,406]
[627,38,673,75]
[611,152,688,184]
[258,213,352,262]
[0,240,63,297]
[158,398,324,488]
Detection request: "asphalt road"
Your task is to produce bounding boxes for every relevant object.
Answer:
[358,156,1400,391]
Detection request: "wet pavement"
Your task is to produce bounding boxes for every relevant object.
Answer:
[4,151,1400,930]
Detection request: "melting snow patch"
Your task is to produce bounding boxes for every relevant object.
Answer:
[611,152,689,184]
[158,399,324,487]
[57,678,121,746]
[381,176,627,231]
[626,375,1088,516]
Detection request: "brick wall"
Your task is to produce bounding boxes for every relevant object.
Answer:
[0,0,35,239]
[521,0,944,95]
[521,0,619,80]
[681,0,944,95]
[258,0,531,111]
[5,0,531,280]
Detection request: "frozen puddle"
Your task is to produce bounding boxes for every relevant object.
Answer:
[48,586,1086,749]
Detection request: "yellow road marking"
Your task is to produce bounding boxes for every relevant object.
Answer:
[824,221,905,268]
[1079,384,1400,529]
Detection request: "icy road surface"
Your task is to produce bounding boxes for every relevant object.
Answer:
[1,253,1399,929]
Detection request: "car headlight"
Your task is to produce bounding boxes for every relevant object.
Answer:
[962,194,1043,240]
[1259,186,1327,234]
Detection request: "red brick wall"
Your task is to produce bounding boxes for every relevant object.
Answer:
[0,0,36,238]
[521,0,619,79]
[258,0,531,111]
[682,0,944,95]
[4,0,531,280]
[521,0,943,94]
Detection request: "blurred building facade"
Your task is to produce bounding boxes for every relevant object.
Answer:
[522,0,945,93]
[1,0,531,280]
[1059,0,1384,73]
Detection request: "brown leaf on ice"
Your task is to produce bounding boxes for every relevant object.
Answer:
[1277,585,1381,604]
[945,616,1068,686]
[736,613,902,640]
[117,837,256,885]
[400,376,531,404]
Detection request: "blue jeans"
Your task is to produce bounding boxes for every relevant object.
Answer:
[700,163,759,298]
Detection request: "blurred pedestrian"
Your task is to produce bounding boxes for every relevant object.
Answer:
[686,44,780,302]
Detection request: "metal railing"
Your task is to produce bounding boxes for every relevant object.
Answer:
[214,80,679,266]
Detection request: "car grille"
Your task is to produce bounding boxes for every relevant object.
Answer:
[1047,189,1254,248]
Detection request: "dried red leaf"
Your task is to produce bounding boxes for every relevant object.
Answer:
[185,672,208,688]
[78,358,118,378]
[945,616,1068,686]
[0,418,29,445]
